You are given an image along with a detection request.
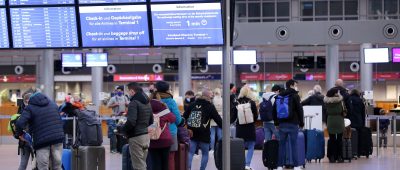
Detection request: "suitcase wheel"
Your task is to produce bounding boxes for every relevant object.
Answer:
[349,159,352,163]
[366,155,369,159]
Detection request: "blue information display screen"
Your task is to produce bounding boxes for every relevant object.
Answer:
[62,53,83,67]
[9,0,75,5]
[0,0,5,5]
[11,7,79,48]
[151,0,215,2]
[0,8,9,48]
[86,53,108,67]
[79,0,145,4]
[79,5,150,47]
[151,3,223,46]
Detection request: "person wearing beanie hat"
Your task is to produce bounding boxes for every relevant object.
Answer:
[154,81,182,170]
[148,96,176,170]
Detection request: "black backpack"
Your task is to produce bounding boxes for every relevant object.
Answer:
[75,109,103,146]
[187,104,209,130]
[259,95,275,121]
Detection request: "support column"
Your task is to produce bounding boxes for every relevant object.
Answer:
[179,47,192,97]
[42,50,54,99]
[223,0,232,169]
[291,0,300,21]
[360,43,373,91]
[325,45,339,90]
[230,64,236,85]
[91,48,103,114]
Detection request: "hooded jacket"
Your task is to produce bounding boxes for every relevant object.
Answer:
[16,93,64,150]
[324,94,345,134]
[301,92,327,123]
[158,92,182,136]
[347,93,366,128]
[124,92,153,138]
[149,99,176,149]
[183,98,222,143]
[272,88,304,127]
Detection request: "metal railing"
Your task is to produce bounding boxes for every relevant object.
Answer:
[365,114,399,157]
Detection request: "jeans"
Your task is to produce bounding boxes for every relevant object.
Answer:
[110,134,117,152]
[263,122,279,141]
[210,126,222,150]
[18,144,31,170]
[244,141,256,167]
[189,140,210,170]
[36,143,63,170]
[278,123,299,167]
[129,134,150,170]
[149,147,170,170]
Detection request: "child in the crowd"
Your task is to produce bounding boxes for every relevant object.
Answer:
[379,109,390,148]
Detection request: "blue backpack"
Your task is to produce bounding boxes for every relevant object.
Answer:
[276,95,290,119]
[259,95,275,121]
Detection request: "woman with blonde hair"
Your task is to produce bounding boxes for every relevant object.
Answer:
[210,88,223,153]
[231,86,258,170]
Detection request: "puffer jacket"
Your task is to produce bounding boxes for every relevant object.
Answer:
[124,92,153,138]
[16,92,64,150]
[158,92,182,136]
[324,95,345,134]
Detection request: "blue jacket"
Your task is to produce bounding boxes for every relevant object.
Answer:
[16,93,64,150]
[159,93,182,136]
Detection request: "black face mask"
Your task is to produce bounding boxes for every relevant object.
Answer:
[149,89,154,93]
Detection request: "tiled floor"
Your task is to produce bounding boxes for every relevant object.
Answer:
[0,145,398,170]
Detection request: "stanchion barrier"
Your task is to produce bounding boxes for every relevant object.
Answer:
[366,115,395,156]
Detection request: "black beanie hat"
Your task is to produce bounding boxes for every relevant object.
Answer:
[155,81,170,92]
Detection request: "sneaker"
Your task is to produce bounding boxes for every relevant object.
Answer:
[245,166,253,170]
[209,150,214,156]
[193,154,200,160]
[277,167,283,170]
[294,166,302,170]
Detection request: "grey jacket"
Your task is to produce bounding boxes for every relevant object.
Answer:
[124,92,153,138]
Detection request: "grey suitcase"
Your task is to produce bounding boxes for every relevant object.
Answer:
[72,146,105,170]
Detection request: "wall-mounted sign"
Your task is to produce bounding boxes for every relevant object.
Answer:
[114,74,163,82]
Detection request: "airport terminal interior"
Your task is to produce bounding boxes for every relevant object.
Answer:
[1,0,400,169]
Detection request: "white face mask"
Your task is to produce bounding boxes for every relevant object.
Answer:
[294,87,299,91]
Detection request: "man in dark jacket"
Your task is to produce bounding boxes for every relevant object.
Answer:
[124,82,153,170]
[301,85,327,123]
[184,89,222,170]
[273,80,304,170]
[16,92,64,170]
[347,89,366,129]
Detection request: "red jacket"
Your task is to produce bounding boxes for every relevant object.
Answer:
[149,99,176,149]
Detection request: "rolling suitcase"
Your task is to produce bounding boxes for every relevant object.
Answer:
[285,131,306,168]
[122,144,133,170]
[175,143,189,170]
[62,149,72,170]
[255,127,265,149]
[71,146,105,170]
[117,134,128,153]
[342,139,352,162]
[214,138,245,170]
[305,129,325,162]
[351,128,358,158]
[262,140,279,169]
[357,127,373,158]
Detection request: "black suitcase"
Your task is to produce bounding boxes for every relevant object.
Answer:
[357,127,373,158]
[262,140,279,170]
[214,138,245,170]
[72,146,105,170]
[351,128,358,158]
[342,139,352,162]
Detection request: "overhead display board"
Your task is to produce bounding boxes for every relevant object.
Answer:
[9,0,75,6]
[151,3,223,46]
[11,7,79,48]
[79,0,145,4]
[79,5,150,47]
[0,0,5,5]
[0,8,9,48]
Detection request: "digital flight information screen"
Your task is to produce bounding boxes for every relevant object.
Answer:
[11,7,79,48]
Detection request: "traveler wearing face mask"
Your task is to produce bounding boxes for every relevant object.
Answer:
[184,90,195,112]
[107,86,130,153]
